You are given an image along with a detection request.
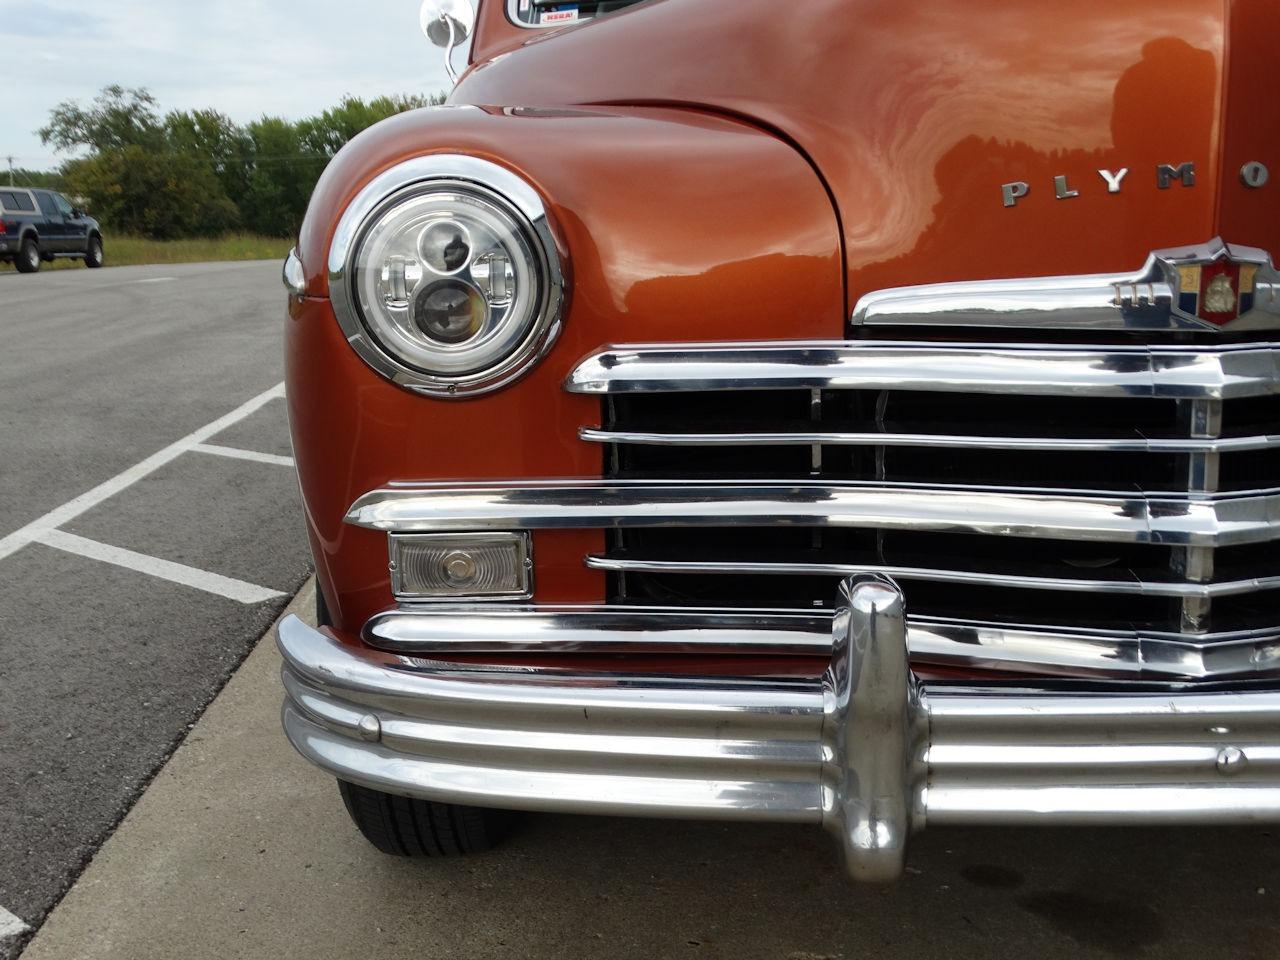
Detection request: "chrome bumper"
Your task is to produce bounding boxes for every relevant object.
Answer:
[278,576,1280,880]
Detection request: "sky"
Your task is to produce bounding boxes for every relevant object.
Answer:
[1,0,467,171]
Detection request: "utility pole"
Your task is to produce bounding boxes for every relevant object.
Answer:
[5,156,13,186]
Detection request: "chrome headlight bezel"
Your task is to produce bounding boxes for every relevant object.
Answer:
[328,154,566,398]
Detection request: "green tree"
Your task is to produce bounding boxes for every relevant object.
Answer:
[242,94,440,236]
[298,94,436,156]
[38,85,164,153]
[165,109,253,209]
[36,85,441,239]
[41,86,239,238]
[240,116,323,236]
[63,146,239,239]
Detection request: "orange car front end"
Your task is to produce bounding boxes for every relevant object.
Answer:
[278,0,1280,878]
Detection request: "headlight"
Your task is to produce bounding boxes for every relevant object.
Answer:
[328,155,565,397]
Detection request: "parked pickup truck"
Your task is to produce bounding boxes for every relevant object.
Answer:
[277,0,1280,881]
[0,187,104,273]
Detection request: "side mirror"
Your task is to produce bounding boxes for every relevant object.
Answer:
[420,0,474,83]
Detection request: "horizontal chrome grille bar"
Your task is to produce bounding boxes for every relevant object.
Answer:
[366,605,828,656]
[580,426,1280,454]
[583,554,1280,599]
[362,605,1280,681]
[849,238,1280,333]
[347,480,1280,547]
[565,341,1280,400]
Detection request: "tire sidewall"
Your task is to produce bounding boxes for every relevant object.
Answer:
[86,237,104,268]
[17,238,40,273]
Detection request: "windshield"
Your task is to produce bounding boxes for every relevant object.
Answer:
[507,0,649,28]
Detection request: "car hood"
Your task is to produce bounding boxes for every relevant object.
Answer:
[456,0,1279,309]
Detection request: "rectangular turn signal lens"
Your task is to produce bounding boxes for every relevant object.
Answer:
[389,532,532,601]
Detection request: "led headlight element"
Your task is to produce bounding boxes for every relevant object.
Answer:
[389,532,532,600]
[353,186,544,378]
[329,155,565,397]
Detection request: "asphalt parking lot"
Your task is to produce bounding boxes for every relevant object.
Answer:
[3,261,1279,960]
[0,261,311,958]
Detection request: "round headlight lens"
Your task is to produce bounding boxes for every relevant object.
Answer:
[413,278,487,344]
[419,220,472,274]
[343,176,560,392]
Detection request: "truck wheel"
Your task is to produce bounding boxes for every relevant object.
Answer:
[85,236,104,268]
[338,780,511,857]
[15,238,40,273]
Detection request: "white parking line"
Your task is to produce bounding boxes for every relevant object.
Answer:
[0,904,29,939]
[191,442,295,468]
[0,382,284,563]
[129,277,176,284]
[38,530,285,604]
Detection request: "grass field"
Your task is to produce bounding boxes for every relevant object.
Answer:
[1,233,292,272]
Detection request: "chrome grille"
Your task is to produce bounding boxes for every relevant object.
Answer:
[563,340,1280,676]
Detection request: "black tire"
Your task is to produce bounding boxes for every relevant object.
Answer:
[338,780,512,857]
[85,236,104,268]
[15,238,40,273]
[315,584,332,627]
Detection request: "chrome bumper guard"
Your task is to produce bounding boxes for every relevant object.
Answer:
[278,576,1280,881]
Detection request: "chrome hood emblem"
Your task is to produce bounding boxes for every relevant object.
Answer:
[852,237,1280,333]
[1155,238,1269,328]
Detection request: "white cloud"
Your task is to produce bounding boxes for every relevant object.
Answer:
[2,0,467,169]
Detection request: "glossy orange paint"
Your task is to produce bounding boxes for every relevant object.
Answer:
[1216,0,1280,254]
[457,0,1280,297]
[292,0,1277,675]
[288,106,843,632]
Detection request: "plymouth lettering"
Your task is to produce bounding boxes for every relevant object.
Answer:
[1002,160,1271,206]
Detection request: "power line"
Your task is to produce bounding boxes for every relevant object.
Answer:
[12,151,337,166]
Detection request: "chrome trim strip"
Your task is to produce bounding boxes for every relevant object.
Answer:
[346,480,1280,547]
[361,604,1280,680]
[277,577,1280,881]
[565,341,1280,399]
[910,618,1280,680]
[579,426,1280,454]
[850,238,1280,332]
[582,554,1280,599]
[366,604,829,655]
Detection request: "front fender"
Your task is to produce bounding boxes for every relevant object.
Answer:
[288,104,844,632]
